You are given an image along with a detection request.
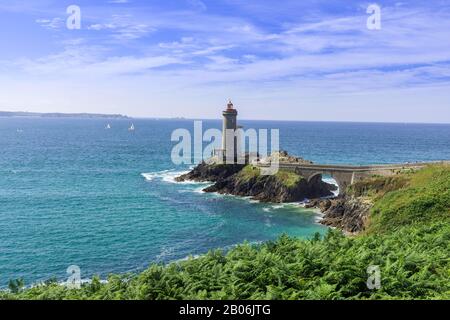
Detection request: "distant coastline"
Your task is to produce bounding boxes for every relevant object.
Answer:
[0,111,130,119]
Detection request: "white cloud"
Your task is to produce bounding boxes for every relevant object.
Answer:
[87,14,155,40]
[12,42,183,77]
[35,17,63,30]
[2,1,450,121]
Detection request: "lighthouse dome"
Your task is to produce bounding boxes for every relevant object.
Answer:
[227,99,234,110]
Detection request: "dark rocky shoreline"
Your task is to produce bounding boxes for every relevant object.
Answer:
[176,153,370,234]
[305,196,371,234]
[176,161,336,203]
[203,170,336,203]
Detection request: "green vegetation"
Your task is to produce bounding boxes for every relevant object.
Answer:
[1,165,449,300]
[368,165,450,233]
[274,170,302,188]
[347,175,410,199]
[235,165,261,182]
[236,165,303,188]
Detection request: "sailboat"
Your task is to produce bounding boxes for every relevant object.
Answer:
[106,123,111,129]
[128,123,135,131]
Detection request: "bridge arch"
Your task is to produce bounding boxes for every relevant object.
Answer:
[307,172,341,195]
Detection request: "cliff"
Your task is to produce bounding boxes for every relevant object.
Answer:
[308,165,450,234]
[176,153,336,203]
[306,196,371,234]
[203,165,335,203]
[306,175,411,234]
[176,163,245,182]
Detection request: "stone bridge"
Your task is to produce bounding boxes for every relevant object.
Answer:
[257,161,448,195]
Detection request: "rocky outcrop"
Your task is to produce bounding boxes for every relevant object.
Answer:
[305,174,413,234]
[176,153,371,233]
[175,162,245,183]
[203,170,335,203]
[305,196,372,234]
[176,152,335,203]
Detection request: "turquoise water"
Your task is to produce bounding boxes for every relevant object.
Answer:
[1,118,449,286]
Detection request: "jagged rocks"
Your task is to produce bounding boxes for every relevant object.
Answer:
[203,169,334,203]
[176,153,335,203]
[175,163,245,182]
[308,196,372,234]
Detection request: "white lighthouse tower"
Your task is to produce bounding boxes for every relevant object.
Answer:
[214,99,240,163]
[222,99,238,150]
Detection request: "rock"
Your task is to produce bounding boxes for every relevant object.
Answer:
[311,196,371,234]
[203,170,333,203]
[175,151,335,203]
[259,150,314,165]
[175,162,245,183]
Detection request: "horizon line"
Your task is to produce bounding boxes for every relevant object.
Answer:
[1,110,449,125]
[135,116,450,125]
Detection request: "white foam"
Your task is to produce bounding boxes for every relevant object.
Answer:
[322,177,340,196]
[141,168,203,184]
[193,184,213,193]
[270,202,306,211]
[177,254,201,262]
[141,170,171,181]
[162,171,191,184]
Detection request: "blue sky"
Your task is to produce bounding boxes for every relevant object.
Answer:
[0,0,450,123]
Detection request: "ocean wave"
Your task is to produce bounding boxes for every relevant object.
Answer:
[322,177,340,196]
[141,168,203,184]
[141,170,171,181]
[193,185,213,193]
[270,202,307,210]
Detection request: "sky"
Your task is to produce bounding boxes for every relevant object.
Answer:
[0,0,449,123]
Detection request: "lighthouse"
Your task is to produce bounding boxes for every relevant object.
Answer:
[222,99,238,149]
[214,99,240,163]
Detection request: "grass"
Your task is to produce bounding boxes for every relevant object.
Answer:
[274,170,303,188]
[235,165,303,188]
[367,165,450,234]
[235,165,261,182]
[347,175,411,200]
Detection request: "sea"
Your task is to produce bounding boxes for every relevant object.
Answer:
[1,118,449,286]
